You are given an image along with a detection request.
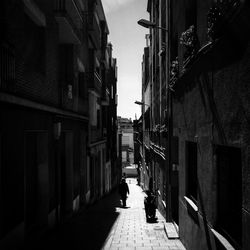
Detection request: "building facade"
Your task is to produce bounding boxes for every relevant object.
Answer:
[138,0,169,220]
[139,0,250,250]
[0,0,119,248]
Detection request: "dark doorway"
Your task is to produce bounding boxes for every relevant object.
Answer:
[59,132,73,221]
[171,136,179,225]
[186,141,198,203]
[171,169,179,225]
[25,132,48,233]
[216,145,242,248]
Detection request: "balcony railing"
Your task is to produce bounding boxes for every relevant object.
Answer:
[54,0,83,44]
[86,71,102,93]
[150,142,166,160]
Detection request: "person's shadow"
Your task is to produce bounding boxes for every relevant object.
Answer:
[120,206,130,209]
[146,217,158,223]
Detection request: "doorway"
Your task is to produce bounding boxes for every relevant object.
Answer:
[59,132,73,220]
[216,145,242,248]
[25,132,49,233]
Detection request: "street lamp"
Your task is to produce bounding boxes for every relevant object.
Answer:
[134,100,149,107]
[134,100,144,106]
[137,19,168,32]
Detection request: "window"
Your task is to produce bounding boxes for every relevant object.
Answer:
[25,132,48,230]
[171,136,179,164]
[186,141,198,202]
[185,0,197,28]
[78,72,86,98]
[111,85,114,99]
[89,93,98,126]
[23,15,45,73]
[216,145,242,248]
[0,44,15,86]
[97,109,100,129]
[122,136,129,145]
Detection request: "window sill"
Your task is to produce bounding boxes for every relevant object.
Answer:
[211,229,235,250]
[162,200,166,209]
[184,196,198,211]
[184,196,199,224]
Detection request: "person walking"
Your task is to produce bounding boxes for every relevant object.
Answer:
[118,178,130,207]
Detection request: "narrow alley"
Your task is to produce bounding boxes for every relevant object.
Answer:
[29,178,185,250]
[2,1,250,249]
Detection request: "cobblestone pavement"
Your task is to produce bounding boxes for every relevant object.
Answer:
[32,178,186,250]
[102,178,186,250]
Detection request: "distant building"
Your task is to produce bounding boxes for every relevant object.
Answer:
[133,116,142,183]
[117,117,134,167]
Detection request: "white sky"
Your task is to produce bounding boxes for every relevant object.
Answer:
[102,0,149,120]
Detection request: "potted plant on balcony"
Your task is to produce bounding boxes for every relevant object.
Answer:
[180,25,199,70]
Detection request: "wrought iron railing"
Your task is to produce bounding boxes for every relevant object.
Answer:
[180,25,199,68]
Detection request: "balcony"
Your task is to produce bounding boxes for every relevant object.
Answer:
[101,88,109,106]
[54,0,82,44]
[150,142,166,160]
[87,71,102,94]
